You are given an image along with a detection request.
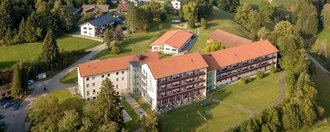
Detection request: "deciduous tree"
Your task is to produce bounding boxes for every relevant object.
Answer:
[205,40,225,53]
[183,1,198,28]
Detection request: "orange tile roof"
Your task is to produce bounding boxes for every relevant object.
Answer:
[78,52,159,77]
[150,29,193,49]
[147,52,209,79]
[207,29,252,48]
[204,40,279,70]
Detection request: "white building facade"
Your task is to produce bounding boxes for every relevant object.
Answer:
[171,0,181,9]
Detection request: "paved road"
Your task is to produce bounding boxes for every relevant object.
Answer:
[4,42,107,132]
[308,54,330,74]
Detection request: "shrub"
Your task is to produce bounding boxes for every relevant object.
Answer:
[256,71,265,79]
[270,66,277,73]
[240,77,252,84]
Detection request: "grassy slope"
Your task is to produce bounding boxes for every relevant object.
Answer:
[134,97,152,112]
[241,0,297,7]
[0,36,101,69]
[190,7,250,53]
[60,68,78,84]
[121,100,140,131]
[311,68,330,132]
[96,15,180,59]
[160,73,280,131]
[210,73,280,111]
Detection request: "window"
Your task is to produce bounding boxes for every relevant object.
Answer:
[107,74,110,77]
[116,78,119,82]
[116,72,119,75]
[166,48,170,51]
[86,84,89,87]
[87,91,90,95]
[122,77,124,80]
[93,90,96,94]
[172,49,176,51]
[89,28,92,30]
[83,31,87,34]
[153,47,158,50]
[102,75,104,78]
[93,97,96,100]
[86,78,89,81]
[83,27,87,29]
[122,71,124,74]
[92,83,95,86]
[92,77,95,80]
[116,85,119,89]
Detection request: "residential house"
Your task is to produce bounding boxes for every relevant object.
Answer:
[80,13,118,37]
[150,29,194,54]
[129,0,150,6]
[82,4,109,16]
[171,0,182,9]
[207,29,252,48]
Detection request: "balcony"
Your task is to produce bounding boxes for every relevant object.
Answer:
[158,79,205,93]
[158,72,206,86]
[157,86,205,101]
[217,56,276,74]
[216,62,276,81]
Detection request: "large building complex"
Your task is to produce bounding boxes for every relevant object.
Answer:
[77,39,279,110]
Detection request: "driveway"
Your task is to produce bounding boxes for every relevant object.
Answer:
[4,42,107,132]
[308,54,330,74]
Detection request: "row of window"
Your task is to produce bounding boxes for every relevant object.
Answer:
[83,27,93,30]
[153,47,177,52]
[86,85,120,96]
[86,71,125,81]
[86,77,125,88]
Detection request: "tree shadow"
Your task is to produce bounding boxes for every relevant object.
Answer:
[208,23,219,29]
[60,97,84,112]
[0,61,17,70]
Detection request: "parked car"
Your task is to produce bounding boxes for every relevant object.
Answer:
[0,100,9,106]
[0,121,5,129]
[3,102,13,109]
[28,80,34,86]
[11,103,20,111]
[0,115,4,119]
[0,96,12,105]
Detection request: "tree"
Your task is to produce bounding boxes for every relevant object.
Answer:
[148,0,162,20]
[35,0,48,14]
[0,0,14,40]
[126,4,150,31]
[140,110,159,132]
[269,21,295,43]
[104,28,114,46]
[162,0,173,13]
[235,4,253,28]
[293,0,319,38]
[113,25,124,42]
[40,30,60,70]
[96,78,124,130]
[257,27,270,40]
[160,12,167,22]
[201,18,207,30]
[246,10,263,40]
[259,0,274,21]
[321,4,330,29]
[183,1,198,28]
[205,40,225,53]
[58,110,81,132]
[11,63,23,99]
[97,0,107,4]
[24,12,42,42]
[216,0,240,12]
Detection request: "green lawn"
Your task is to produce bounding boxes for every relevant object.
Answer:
[311,68,330,131]
[60,69,78,84]
[134,97,152,112]
[121,100,140,131]
[190,7,250,53]
[241,0,297,7]
[160,73,281,131]
[209,73,280,111]
[0,36,101,69]
[45,89,84,111]
[96,15,180,59]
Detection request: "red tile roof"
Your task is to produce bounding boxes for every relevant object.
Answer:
[150,29,193,49]
[147,52,209,79]
[78,52,159,77]
[207,29,252,48]
[203,40,279,70]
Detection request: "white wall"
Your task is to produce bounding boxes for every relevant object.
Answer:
[141,64,158,110]
[78,69,130,100]
[151,44,179,54]
[77,68,85,99]
[80,23,96,37]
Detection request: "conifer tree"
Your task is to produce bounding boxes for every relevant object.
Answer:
[40,29,60,70]
[140,110,159,132]
[11,63,23,99]
[96,78,124,130]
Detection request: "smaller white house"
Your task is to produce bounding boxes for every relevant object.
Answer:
[150,29,193,54]
[128,0,150,6]
[171,0,181,9]
[80,13,117,37]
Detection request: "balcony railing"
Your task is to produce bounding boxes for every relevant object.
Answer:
[217,56,276,74]
[158,86,205,101]
[158,72,206,86]
[158,79,205,94]
[216,62,276,82]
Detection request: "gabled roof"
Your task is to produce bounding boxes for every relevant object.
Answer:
[207,29,252,48]
[150,29,193,49]
[84,13,116,28]
[203,40,279,70]
[118,3,129,12]
[78,52,159,77]
[82,4,109,13]
[147,52,209,79]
